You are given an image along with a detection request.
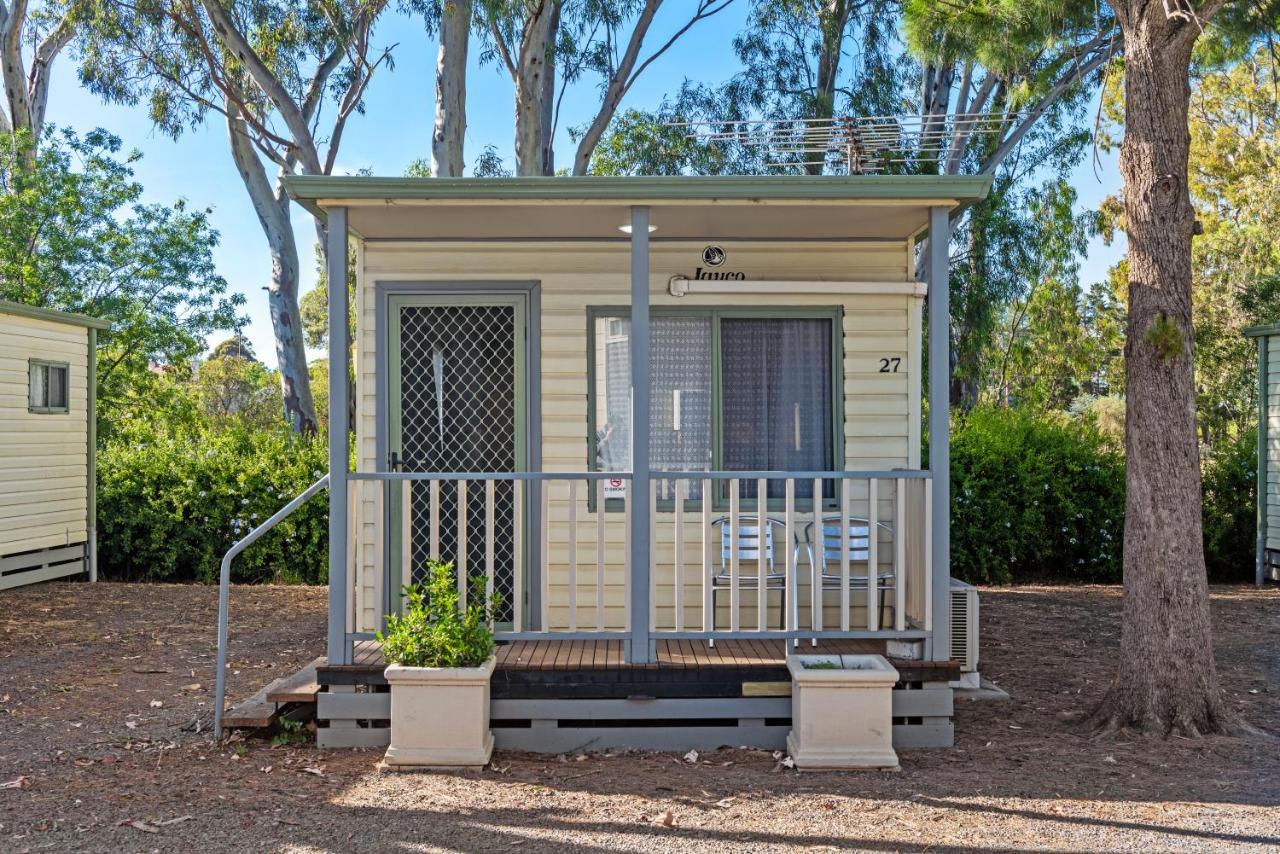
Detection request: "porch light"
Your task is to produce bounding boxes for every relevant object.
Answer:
[618,223,657,234]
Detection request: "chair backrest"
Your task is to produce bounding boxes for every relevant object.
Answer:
[819,522,872,563]
[714,516,777,573]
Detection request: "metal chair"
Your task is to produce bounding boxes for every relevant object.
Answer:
[709,515,789,639]
[802,516,897,628]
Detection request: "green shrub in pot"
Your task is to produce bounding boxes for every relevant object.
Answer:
[377,560,499,668]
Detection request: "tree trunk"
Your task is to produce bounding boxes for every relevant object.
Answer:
[808,0,851,175]
[514,1,559,176]
[432,0,470,177]
[227,108,318,433]
[1091,5,1228,736]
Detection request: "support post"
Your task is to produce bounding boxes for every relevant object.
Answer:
[628,206,652,663]
[87,327,97,583]
[327,207,352,665]
[1257,334,1268,587]
[927,206,952,661]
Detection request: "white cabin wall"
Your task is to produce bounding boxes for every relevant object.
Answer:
[0,313,90,556]
[353,241,923,633]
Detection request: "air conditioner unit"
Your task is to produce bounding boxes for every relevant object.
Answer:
[949,578,980,674]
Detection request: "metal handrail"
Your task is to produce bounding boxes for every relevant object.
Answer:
[213,474,330,739]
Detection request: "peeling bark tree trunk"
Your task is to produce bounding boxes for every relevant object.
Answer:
[227,109,318,433]
[807,0,851,176]
[514,0,559,176]
[432,0,470,177]
[1091,1,1229,737]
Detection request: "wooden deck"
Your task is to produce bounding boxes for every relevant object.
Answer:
[320,638,957,683]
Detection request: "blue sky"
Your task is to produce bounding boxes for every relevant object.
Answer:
[44,7,1123,360]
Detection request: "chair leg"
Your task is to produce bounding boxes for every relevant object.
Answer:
[709,587,716,648]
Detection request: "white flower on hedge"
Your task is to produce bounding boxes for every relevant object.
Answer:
[241,498,250,505]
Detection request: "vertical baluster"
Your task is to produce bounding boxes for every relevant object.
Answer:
[595,479,606,631]
[456,480,468,608]
[673,478,685,632]
[622,485,631,633]
[840,476,850,632]
[729,477,740,633]
[701,478,712,633]
[895,477,906,631]
[784,478,796,637]
[567,480,578,632]
[811,478,822,633]
[429,479,440,560]
[867,477,878,631]
[540,479,549,632]
[484,479,496,626]
[513,479,524,632]
[756,477,767,630]
[924,478,933,632]
[649,484,658,634]
[401,480,412,596]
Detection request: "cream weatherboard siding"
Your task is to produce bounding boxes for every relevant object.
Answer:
[0,312,90,557]
[351,241,925,633]
[1268,334,1280,553]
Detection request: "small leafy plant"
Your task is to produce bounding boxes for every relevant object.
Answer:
[377,560,499,668]
[270,718,310,748]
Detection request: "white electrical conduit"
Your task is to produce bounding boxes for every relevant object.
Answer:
[668,277,927,298]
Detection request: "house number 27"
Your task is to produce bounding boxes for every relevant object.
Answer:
[878,357,901,373]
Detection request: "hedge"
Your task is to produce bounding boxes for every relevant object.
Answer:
[97,425,328,584]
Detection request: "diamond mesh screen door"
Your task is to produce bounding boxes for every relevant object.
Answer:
[389,294,527,626]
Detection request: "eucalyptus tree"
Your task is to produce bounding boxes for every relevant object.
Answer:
[75,0,393,433]
[0,1,78,147]
[472,0,737,175]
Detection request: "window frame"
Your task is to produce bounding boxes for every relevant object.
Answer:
[28,359,71,414]
[586,305,845,512]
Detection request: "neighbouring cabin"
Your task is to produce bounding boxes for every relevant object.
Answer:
[0,301,106,590]
[1247,323,1280,584]
[244,175,991,751]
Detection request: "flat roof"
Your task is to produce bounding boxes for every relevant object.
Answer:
[0,299,110,330]
[284,174,992,242]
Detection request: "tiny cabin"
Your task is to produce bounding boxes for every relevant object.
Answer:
[1247,323,1280,584]
[0,301,105,590]
[243,175,991,751]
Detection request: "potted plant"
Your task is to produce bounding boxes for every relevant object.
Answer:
[377,560,499,768]
[786,654,900,770]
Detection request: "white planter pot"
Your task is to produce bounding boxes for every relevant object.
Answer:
[383,656,496,768]
[786,654,900,770]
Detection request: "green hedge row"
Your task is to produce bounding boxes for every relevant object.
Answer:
[97,426,328,584]
[948,407,1256,585]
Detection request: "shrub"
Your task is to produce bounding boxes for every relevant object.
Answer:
[1201,427,1257,583]
[97,423,328,583]
[377,561,498,668]
[949,407,1126,584]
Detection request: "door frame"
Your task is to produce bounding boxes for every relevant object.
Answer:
[375,280,543,629]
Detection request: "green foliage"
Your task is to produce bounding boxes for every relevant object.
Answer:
[196,355,285,429]
[1201,428,1258,583]
[0,127,242,429]
[270,718,311,747]
[950,407,1125,584]
[97,421,328,584]
[377,562,498,668]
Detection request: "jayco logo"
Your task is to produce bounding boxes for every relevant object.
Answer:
[694,245,745,280]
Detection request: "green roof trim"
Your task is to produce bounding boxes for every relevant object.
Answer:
[1244,323,1280,338]
[0,299,111,330]
[283,174,993,213]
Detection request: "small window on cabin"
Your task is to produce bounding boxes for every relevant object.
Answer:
[29,360,69,413]
[590,311,837,505]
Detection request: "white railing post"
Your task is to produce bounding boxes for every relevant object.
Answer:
[895,477,907,631]
[456,480,468,607]
[674,478,685,632]
[701,478,712,633]
[756,477,767,630]
[567,479,578,631]
[429,480,440,561]
[840,477,851,632]
[867,477,878,632]
[784,478,796,636]
[596,479,606,631]
[513,480,524,632]
[729,478,741,632]
[484,480,496,623]
[811,478,822,634]
[924,477,934,632]
[540,480,550,631]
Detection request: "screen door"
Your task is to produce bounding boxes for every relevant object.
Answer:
[388,294,527,626]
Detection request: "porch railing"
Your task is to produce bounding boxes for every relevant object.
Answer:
[345,469,932,654]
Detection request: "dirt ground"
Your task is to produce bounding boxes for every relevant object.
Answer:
[0,582,1277,853]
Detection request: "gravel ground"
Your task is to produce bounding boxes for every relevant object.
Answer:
[0,582,1277,852]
